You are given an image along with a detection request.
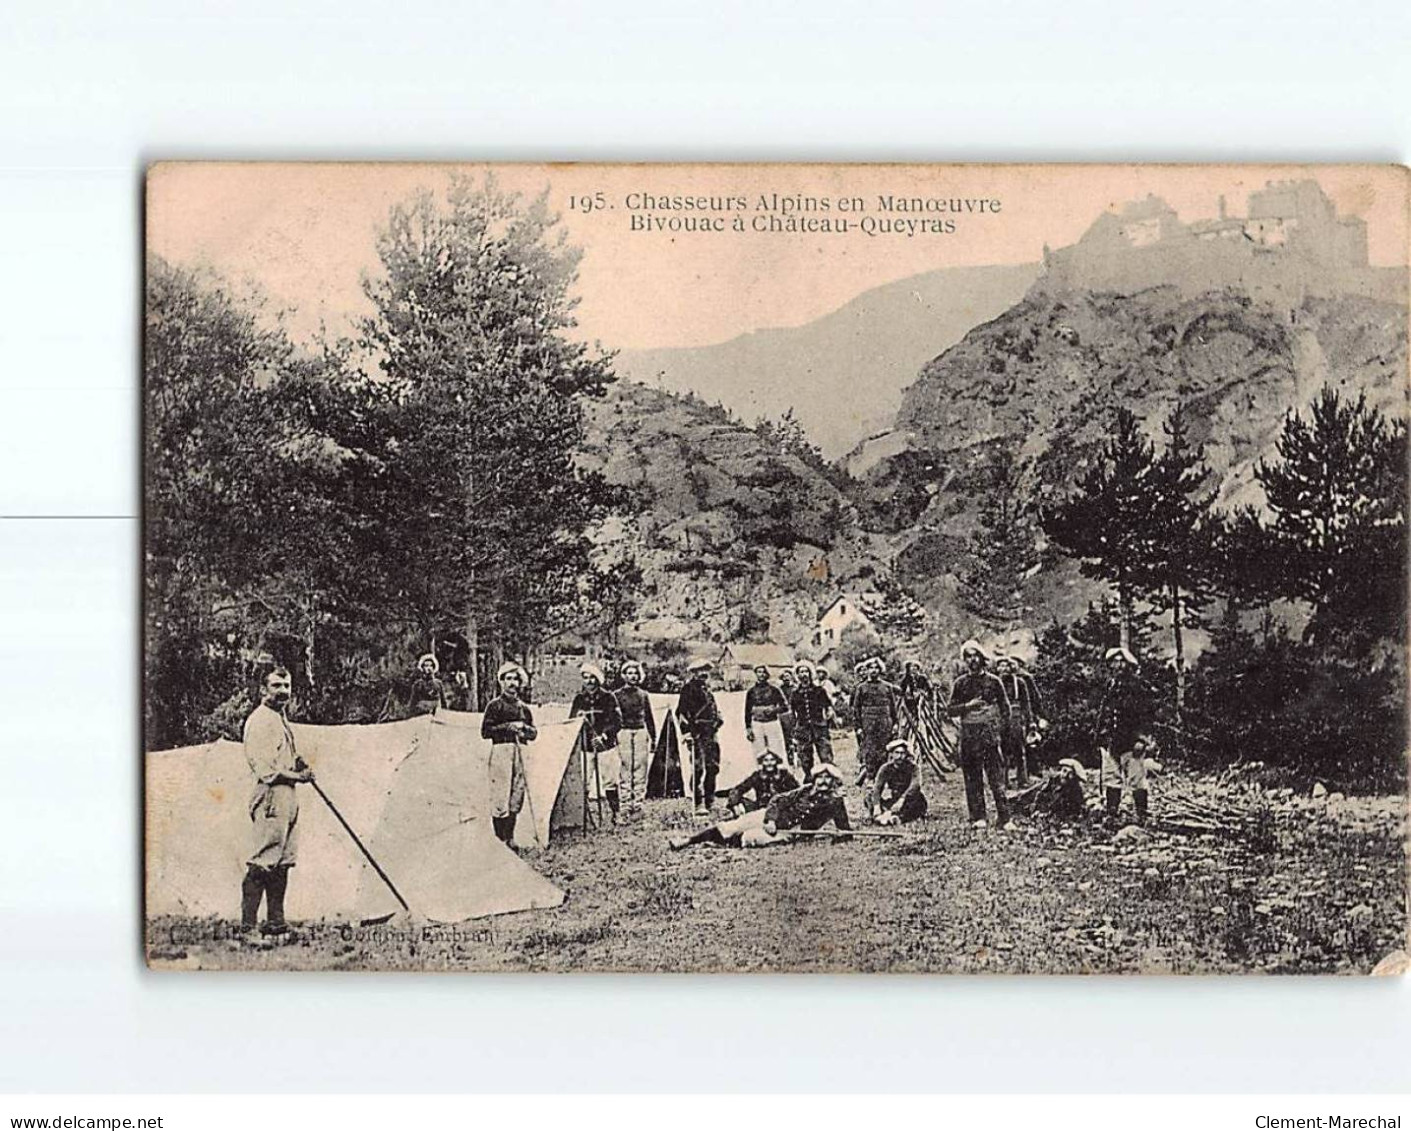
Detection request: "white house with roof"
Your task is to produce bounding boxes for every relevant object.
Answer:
[808,592,880,655]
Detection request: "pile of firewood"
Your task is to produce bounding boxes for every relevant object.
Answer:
[1151,790,1262,837]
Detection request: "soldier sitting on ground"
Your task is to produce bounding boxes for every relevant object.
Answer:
[867,737,928,826]
[726,748,800,816]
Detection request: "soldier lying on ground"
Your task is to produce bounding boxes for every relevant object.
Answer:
[669,762,852,850]
[1012,758,1089,823]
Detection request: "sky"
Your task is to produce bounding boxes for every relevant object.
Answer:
[147,163,1408,352]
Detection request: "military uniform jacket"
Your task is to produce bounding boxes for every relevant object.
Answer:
[852,679,901,733]
[744,682,789,727]
[570,688,622,751]
[947,672,1011,728]
[677,678,723,739]
[482,696,537,745]
[243,703,298,817]
[790,684,833,727]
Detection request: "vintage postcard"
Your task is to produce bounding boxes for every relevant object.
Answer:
[143,163,1409,973]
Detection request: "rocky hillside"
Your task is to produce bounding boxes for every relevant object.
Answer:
[615,262,1039,459]
[897,287,1406,502]
[577,380,891,653]
[860,285,1408,626]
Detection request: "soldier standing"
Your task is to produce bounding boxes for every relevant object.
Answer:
[851,657,900,784]
[481,661,536,846]
[613,660,658,817]
[409,653,447,715]
[994,654,1035,788]
[945,640,1013,829]
[777,667,800,768]
[788,662,834,777]
[744,664,790,762]
[240,666,315,942]
[677,658,724,814]
[571,664,624,823]
[1096,646,1153,825]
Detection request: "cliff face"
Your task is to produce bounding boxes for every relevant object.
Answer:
[895,286,1407,507]
[578,380,890,651]
[867,285,1409,628]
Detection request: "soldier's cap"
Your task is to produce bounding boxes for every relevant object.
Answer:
[757,748,782,765]
[886,738,911,754]
[1104,646,1139,667]
[496,661,528,683]
[580,663,605,682]
[1058,758,1088,782]
[620,660,644,678]
[417,652,440,672]
[687,658,713,673]
[960,639,989,660]
[810,763,845,784]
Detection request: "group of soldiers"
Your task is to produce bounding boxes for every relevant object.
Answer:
[232,637,1157,938]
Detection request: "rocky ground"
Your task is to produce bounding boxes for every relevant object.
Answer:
[146,735,1407,974]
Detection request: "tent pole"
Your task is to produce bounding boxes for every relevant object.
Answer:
[311,781,411,913]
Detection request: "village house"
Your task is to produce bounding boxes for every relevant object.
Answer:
[808,592,880,655]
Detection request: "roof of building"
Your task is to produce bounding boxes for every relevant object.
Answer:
[719,642,796,669]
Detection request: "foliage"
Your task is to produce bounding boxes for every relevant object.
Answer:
[1255,385,1407,648]
[1042,407,1161,643]
[146,177,634,742]
[957,441,1043,622]
[1185,624,1407,793]
[145,258,387,746]
[358,174,624,685]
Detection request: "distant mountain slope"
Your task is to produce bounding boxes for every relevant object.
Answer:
[862,285,1407,627]
[578,380,891,651]
[896,287,1407,508]
[615,262,1040,459]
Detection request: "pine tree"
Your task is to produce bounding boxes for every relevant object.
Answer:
[1136,408,1215,723]
[360,175,619,706]
[1209,505,1284,643]
[958,442,1041,622]
[1042,407,1160,648]
[1256,385,1407,645]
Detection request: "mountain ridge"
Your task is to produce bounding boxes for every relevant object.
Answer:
[614,262,1039,459]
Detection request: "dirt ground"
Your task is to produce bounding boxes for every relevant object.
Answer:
[147,733,1408,974]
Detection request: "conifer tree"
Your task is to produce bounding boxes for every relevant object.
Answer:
[1256,386,1407,645]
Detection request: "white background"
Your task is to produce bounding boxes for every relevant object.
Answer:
[1,0,1408,1095]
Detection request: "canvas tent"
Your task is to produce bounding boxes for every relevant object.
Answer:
[146,712,582,923]
[434,709,587,850]
[646,692,692,800]
[646,690,775,797]
[352,716,566,922]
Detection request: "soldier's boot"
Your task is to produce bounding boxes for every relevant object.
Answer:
[1134,789,1149,825]
[261,865,290,936]
[240,866,266,933]
[492,815,513,844]
[606,787,621,824]
[1105,787,1122,822]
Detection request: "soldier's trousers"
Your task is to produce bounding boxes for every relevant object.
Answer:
[1001,720,1031,787]
[779,712,797,766]
[959,723,1010,825]
[247,783,299,869]
[618,728,652,808]
[692,735,721,806]
[857,724,892,779]
[792,722,832,775]
[487,742,526,821]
